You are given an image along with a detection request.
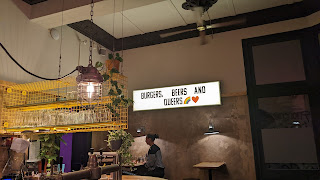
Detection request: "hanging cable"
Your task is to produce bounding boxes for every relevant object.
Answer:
[206,11,214,39]
[120,0,124,74]
[0,43,76,80]
[112,0,116,53]
[59,0,64,79]
[58,0,64,98]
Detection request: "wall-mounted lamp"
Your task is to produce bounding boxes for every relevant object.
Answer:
[292,121,301,128]
[137,126,145,134]
[135,126,146,137]
[204,122,219,135]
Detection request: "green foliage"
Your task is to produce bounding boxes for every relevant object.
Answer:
[95,61,103,68]
[108,77,134,117]
[95,53,133,117]
[115,53,123,62]
[108,53,114,60]
[110,68,119,75]
[107,129,134,166]
[108,53,123,62]
[102,73,110,81]
[38,134,66,162]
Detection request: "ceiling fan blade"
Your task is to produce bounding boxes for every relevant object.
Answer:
[206,17,246,29]
[199,30,206,45]
[159,29,194,38]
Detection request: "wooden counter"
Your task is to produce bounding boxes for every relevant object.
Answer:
[122,175,167,180]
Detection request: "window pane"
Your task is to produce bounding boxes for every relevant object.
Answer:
[252,40,306,85]
[257,95,319,170]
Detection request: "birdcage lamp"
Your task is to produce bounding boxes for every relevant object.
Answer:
[76,65,104,104]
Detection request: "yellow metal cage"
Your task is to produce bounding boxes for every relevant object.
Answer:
[0,73,128,134]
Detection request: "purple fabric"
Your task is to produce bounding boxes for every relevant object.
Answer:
[60,133,73,173]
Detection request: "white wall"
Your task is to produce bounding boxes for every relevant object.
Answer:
[0,0,108,84]
[122,11,320,97]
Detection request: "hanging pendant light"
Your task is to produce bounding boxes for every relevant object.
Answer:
[76,0,104,104]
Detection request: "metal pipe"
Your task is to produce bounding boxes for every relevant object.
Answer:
[49,153,122,180]
[101,164,120,174]
[61,169,91,180]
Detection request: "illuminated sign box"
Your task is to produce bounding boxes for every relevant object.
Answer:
[133,81,221,111]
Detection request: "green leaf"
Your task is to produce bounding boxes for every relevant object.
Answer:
[110,68,119,75]
[95,61,103,68]
[113,98,121,106]
[108,89,116,96]
[108,53,114,59]
[116,53,120,57]
[102,73,109,81]
[110,80,118,87]
[116,88,122,95]
[117,57,123,62]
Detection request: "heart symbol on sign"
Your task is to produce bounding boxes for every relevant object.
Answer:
[192,96,199,103]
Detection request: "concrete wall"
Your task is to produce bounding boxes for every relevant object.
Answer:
[127,96,255,180]
[0,0,108,84]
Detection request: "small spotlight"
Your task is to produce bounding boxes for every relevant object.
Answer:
[136,126,145,134]
[292,121,301,128]
[137,128,142,133]
[204,123,219,135]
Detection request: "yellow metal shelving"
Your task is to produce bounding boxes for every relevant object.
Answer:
[0,74,128,134]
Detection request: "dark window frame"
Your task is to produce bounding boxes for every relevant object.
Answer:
[242,24,320,179]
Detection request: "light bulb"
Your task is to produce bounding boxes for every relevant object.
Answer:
[87,82,95,99]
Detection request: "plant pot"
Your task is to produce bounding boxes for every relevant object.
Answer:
[105,59,120,71]
[110,139,122,151]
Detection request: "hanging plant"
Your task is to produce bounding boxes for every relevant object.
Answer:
[105,53,123,71]
[107,129,134,166]
[95,55,133,117]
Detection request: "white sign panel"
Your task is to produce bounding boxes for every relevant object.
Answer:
[133,82,221,111]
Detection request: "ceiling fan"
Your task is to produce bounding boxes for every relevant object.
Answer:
[160,0,246,45]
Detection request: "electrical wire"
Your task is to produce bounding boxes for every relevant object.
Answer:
[206,11,214,39]
[0,43,77,80]
[169,0,188,25]
[121,0,124,74]
[58,0,65,98]
[112,0,116,52]
[59,0,64,79]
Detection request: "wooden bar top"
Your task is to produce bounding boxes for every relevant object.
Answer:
[193,162,225,169]
[122,175,167,180]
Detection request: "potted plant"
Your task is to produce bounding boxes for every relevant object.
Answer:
[38,134,66,174]
[105,53,123,71]
[107,129,134,166]
[95,58,133,117]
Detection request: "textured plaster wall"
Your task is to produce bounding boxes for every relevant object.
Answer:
[126,96,255,180]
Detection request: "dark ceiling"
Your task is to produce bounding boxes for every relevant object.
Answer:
[22,0,48,5]
[68,0,320,51]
